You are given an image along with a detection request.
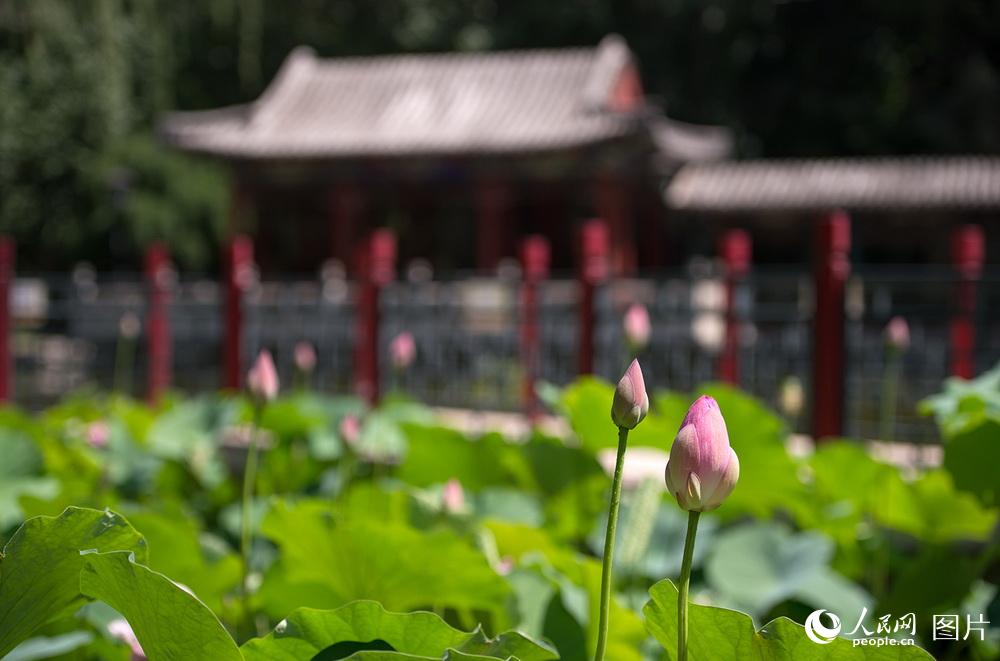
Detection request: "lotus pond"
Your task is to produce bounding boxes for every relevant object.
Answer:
[1,365,999,660]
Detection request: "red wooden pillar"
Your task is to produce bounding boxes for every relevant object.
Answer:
[476,179,511,273]
[0,238,14,401]
[811,211,851,440]
[353,229,396,404]
[145,243,173,403]
[520,235,550,418]
[577,219,609,375]
[718,229,752,385]
[223,235,254,390]
[329,183,364,268]
[950,225,985,379]
[594,175,636,276]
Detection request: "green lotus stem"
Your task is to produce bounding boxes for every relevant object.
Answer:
[678,510,701,661]
[112,335,136,395]
[240,405,263,635]
[595,426,628,661]
[880,347,901,441]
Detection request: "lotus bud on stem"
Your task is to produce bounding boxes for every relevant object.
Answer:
[880,316,909,441]
[241,349,278,637]
[595,359,648,661]
[664,395,739,661]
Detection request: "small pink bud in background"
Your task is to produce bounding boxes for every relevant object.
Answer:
[611,359,648,429]
[884,316,910,352]
[665,395,739,512]
[86,421,110,449]
[294,341,317,373]
[442,478,465,513]
[623,303,651,353]
[339,414,360,445]
[108,618,146,660]
[247,350,279,402]
[390,332,416,370]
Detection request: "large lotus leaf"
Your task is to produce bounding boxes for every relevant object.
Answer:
[705,522,871,620]
[918,365,1000,438]
[80,551,242,661]
[902,470,996,542]
[119,504,241,614]
[396,425,514,490]
[644,579,934,660]
[257,499,509,618]
[942,418,1000,508]
[241,600,556,660]
[0,507,147,657]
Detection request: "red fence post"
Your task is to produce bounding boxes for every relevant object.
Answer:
[145,243,173,403]
[223,236,254,390]
[0,238,14,402]
[353,229,396,404]
[718,229,752,385]
[520,235,550,418]
[950,224,985,379]
[812,211,851,440]
[578,219,609,375]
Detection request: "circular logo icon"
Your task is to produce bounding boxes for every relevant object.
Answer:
[805,609,842,645]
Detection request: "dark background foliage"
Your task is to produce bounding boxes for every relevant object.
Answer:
[1,0,998,269]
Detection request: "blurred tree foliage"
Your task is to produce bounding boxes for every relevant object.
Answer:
[1,0,998,269]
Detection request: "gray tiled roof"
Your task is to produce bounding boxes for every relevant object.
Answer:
[161,36,651,159]
[665,157,1000,212]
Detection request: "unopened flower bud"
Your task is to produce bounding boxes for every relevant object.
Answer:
[664,395,739,512]
[86,421,110,449]
[247,350,279,402]
[442,478,465,513]
[339,414,360,445]
[611,359,648,430]
[294,341,316,373]
[623,303,651,353]
[390,332,416,370]
[884,316,910,352]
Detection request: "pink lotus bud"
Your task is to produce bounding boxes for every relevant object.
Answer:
[108,618,146,660]
[390,332,416,370]
[339,414,360,445]
[86,421,110,449]
[442,478,465,513]
[611,359,648,429]
[664,395,739,512]
[247,350,279,402]
[623,303,651,352]
[294,341,317,373]
[884,316,910,352]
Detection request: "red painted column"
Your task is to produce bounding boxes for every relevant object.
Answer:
[476,179,511,273]
[353,230,396,404]
[812,211,851,440]
[594,175,636,276]
[520,235,550,418]
[145,243,173,403]
[223,236,254,390]
[950,225,985,379]
[0,238,14,402]
[329,183,364,269]
[718,230,752,385]
[577,219,609,375]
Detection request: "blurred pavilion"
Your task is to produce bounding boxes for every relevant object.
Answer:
[161,35,1000,273]
[160,35,731,273]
